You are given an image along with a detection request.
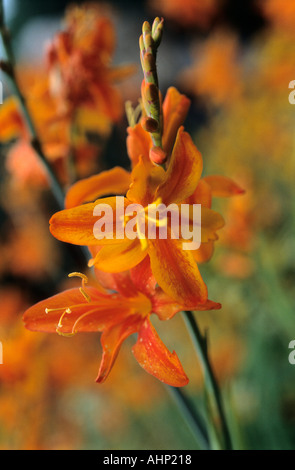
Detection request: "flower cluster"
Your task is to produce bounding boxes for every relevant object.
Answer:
[0,4,135,186]
[23,18,243,387]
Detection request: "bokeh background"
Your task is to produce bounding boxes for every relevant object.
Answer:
[0,0,295,450]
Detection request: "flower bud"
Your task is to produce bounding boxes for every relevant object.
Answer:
[141,116,159,133]
[149,146,167,165]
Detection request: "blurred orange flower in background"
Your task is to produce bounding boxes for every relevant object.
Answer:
[259,0,295,32]
[149,0,220,30]
[179,32,243,108]
[47,3,136,122]
[0,4,136,189]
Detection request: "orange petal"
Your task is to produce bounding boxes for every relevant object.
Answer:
[183,206,225,244]
[132,318,189,387]
[193,241,215,263]
[201,207,225,242]
[96,316,142,383]
[94,83,123,122]
[150,288,184,320]
[147,238,208,307]
[23,287,133,334]
[107,64,137,83]
[156,128,203,205]
[0,97,26,141]
[151,287,221,320]
[50,197,129,246]
[126,122,152,167]
[130,256,157,297]
[127,155,165,206]
[202,175,245,197]
[65,167,131,209]
[162,87,191,156]
[88,238,147,272]
[192,298,221,311]
[188,178,212,208]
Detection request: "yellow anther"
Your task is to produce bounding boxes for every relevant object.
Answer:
[79,287,92,303]
[68,271,92,303]
[68,272,88,283]
[56,330,76,338]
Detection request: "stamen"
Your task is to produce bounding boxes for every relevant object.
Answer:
[68,272,88,283]
[79,287,92,303]
[55,308,73,336]
[45,306,66,314]
[68,271,92,303]
[44,272,94,337]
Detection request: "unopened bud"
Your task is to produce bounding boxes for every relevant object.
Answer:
[144,82,159,103]
[152,17,164,47]
[150,146,167,165]
[141,116,159,133]
[152,17,161,36]
[143,52,156,75]
[143,32,153,54]
[142,21,152,36]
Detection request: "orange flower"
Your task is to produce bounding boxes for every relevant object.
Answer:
[149,0,219,30]
[259,0,295,32]
[49,123,226,307]
[23,260,221,386]
[127,86,191,167]
[53,87,243,305]
[47,3,136,122]
[0,75,71,185]
[5,140,49,187]
[0,5,136,187]
[179,33,242,108]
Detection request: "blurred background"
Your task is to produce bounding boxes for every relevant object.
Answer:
[0,0,295,450]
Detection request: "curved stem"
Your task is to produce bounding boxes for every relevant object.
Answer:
[183,310,233,450]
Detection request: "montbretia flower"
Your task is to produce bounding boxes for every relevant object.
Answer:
[47,3,136,122]
[49,125,225,308]
[23,260,221,386]
[50,86,243,306]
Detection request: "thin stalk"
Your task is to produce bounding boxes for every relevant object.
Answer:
[183,311,233,450]
[0,0,64,209]
[167,386,210,450]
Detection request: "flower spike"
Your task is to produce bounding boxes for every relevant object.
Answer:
[139,18,166,164]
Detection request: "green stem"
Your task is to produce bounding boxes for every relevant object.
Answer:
[183,311,233,450]
[0,0,65,209]
[166,386,210,450]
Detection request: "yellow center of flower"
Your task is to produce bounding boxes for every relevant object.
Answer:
[123,197,168,251]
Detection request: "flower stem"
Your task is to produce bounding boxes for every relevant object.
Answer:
[166,386,210,450]
[0,0,65,209]
[182,310,233,450]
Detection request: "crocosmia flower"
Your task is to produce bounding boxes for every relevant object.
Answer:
[47,3,136,122]
[23,259,221,386]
